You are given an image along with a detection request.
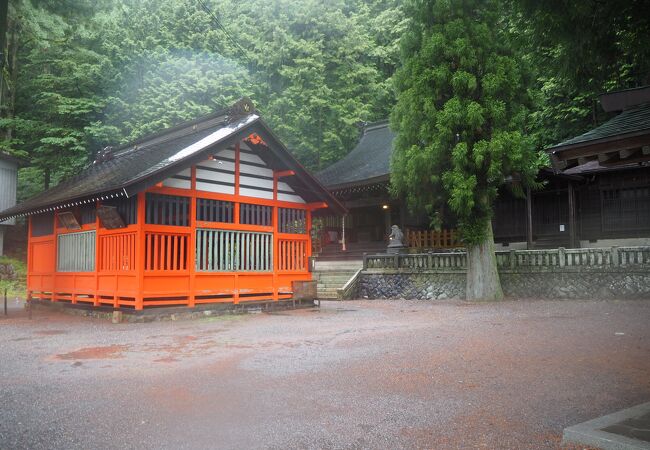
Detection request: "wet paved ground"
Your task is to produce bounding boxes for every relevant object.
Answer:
[1,299,649,449]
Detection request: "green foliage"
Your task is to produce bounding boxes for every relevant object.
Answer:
[514,0,650,148]
[0,255,27,299]
[1,0,405,196]
[390,0,542,245]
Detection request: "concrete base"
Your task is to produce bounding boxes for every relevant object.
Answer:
[29,298,317,323]
[563,402,650,450]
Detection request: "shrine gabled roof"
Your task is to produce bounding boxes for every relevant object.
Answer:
[548,102,650,151]
[317,120,395,189]
[0,99,345,220]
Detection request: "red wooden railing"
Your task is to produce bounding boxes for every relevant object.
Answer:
[99,232,136,271]
[278,239,307,271]
[145,232,189,271]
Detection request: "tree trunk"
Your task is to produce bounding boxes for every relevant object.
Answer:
[5,20,17,140]
[44,167,51,190]
[465,220,503,301]
[0,0,9,117]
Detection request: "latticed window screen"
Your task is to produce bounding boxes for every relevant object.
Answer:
[57,231,96,272]
[602,187,650,232]
[239,203,272,226]
[196,198,234,223]
[278,208,306,234]
[145,193,190,226]
[80,204,97,225]
[195,229,272,272]
[103,196,138,225]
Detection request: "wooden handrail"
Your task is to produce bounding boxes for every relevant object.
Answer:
[405,229,462,250]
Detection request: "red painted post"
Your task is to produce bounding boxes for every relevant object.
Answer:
[135,192,146,310]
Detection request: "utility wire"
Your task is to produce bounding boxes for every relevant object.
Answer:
[195,0,253,66]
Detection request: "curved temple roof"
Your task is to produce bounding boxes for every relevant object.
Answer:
[0,99,345,220]
[549,103,650,150]
[317,120,395,189]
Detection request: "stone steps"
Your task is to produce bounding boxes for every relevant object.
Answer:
[313,267,359,299]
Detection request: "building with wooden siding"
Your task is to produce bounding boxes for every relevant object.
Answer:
[0,99,344,310]
[316,86,650,254]
[0,152,21,255]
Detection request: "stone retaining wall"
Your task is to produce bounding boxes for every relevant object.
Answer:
[358,269,650,300]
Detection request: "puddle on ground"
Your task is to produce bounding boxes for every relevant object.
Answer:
[55,344,129,360]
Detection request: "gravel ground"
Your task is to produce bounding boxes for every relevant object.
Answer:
[0,298,649,449]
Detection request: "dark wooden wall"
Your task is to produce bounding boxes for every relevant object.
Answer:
[493,167,650,245]
[578,167,650,241]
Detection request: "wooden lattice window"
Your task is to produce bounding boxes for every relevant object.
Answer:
[31,212,54,237]
[278,208,306,234]
[57,231,96,272]
[602,186,650,232]
[80,204,97,225]
[196,229,272,272]
[196,198,234,223]
[103,196,138,225]
[145,193,190,226]
[240,203,272,226]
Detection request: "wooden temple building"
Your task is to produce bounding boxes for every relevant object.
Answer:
[0,99,344,310]
[316,86,650,255]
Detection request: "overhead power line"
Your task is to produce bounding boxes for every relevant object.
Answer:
[195,0,252,65]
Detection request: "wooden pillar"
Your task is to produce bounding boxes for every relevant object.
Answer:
[234,142,240,196]
[384,205,391,237]
[234,142,241,304]
[52,212,59,302]
[341,214,346,252]
[135,192,146,310]
[526,187,533,250]
[568,181,577,248]
[93,201,101,307]
[26,216,32,300]
[188,165,197,308]
[399,200,406,230]
[305,210,312,262]
[272,171,279,301]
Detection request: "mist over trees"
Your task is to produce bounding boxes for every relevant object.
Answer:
[0,0,648,211]
[0,0,404,199]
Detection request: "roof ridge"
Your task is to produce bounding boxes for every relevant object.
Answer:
[112,109,230,158]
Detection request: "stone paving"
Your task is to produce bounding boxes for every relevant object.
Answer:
[1,298,649,449]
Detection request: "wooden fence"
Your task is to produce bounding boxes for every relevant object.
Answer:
[406,229,462,250]
[363,246,650,271]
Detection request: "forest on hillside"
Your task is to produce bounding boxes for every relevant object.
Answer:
[0,0,648,202]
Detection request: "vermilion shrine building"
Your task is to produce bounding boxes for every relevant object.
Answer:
[0,99,344,310]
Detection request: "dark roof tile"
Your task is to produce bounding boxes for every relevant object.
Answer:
[549,103,650,151]
[0,103,345,219]
[317,120,394,188]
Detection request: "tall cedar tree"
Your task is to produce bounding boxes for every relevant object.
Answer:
[391,0,540,300]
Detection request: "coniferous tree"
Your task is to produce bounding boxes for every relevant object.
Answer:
[391,0,541,300]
